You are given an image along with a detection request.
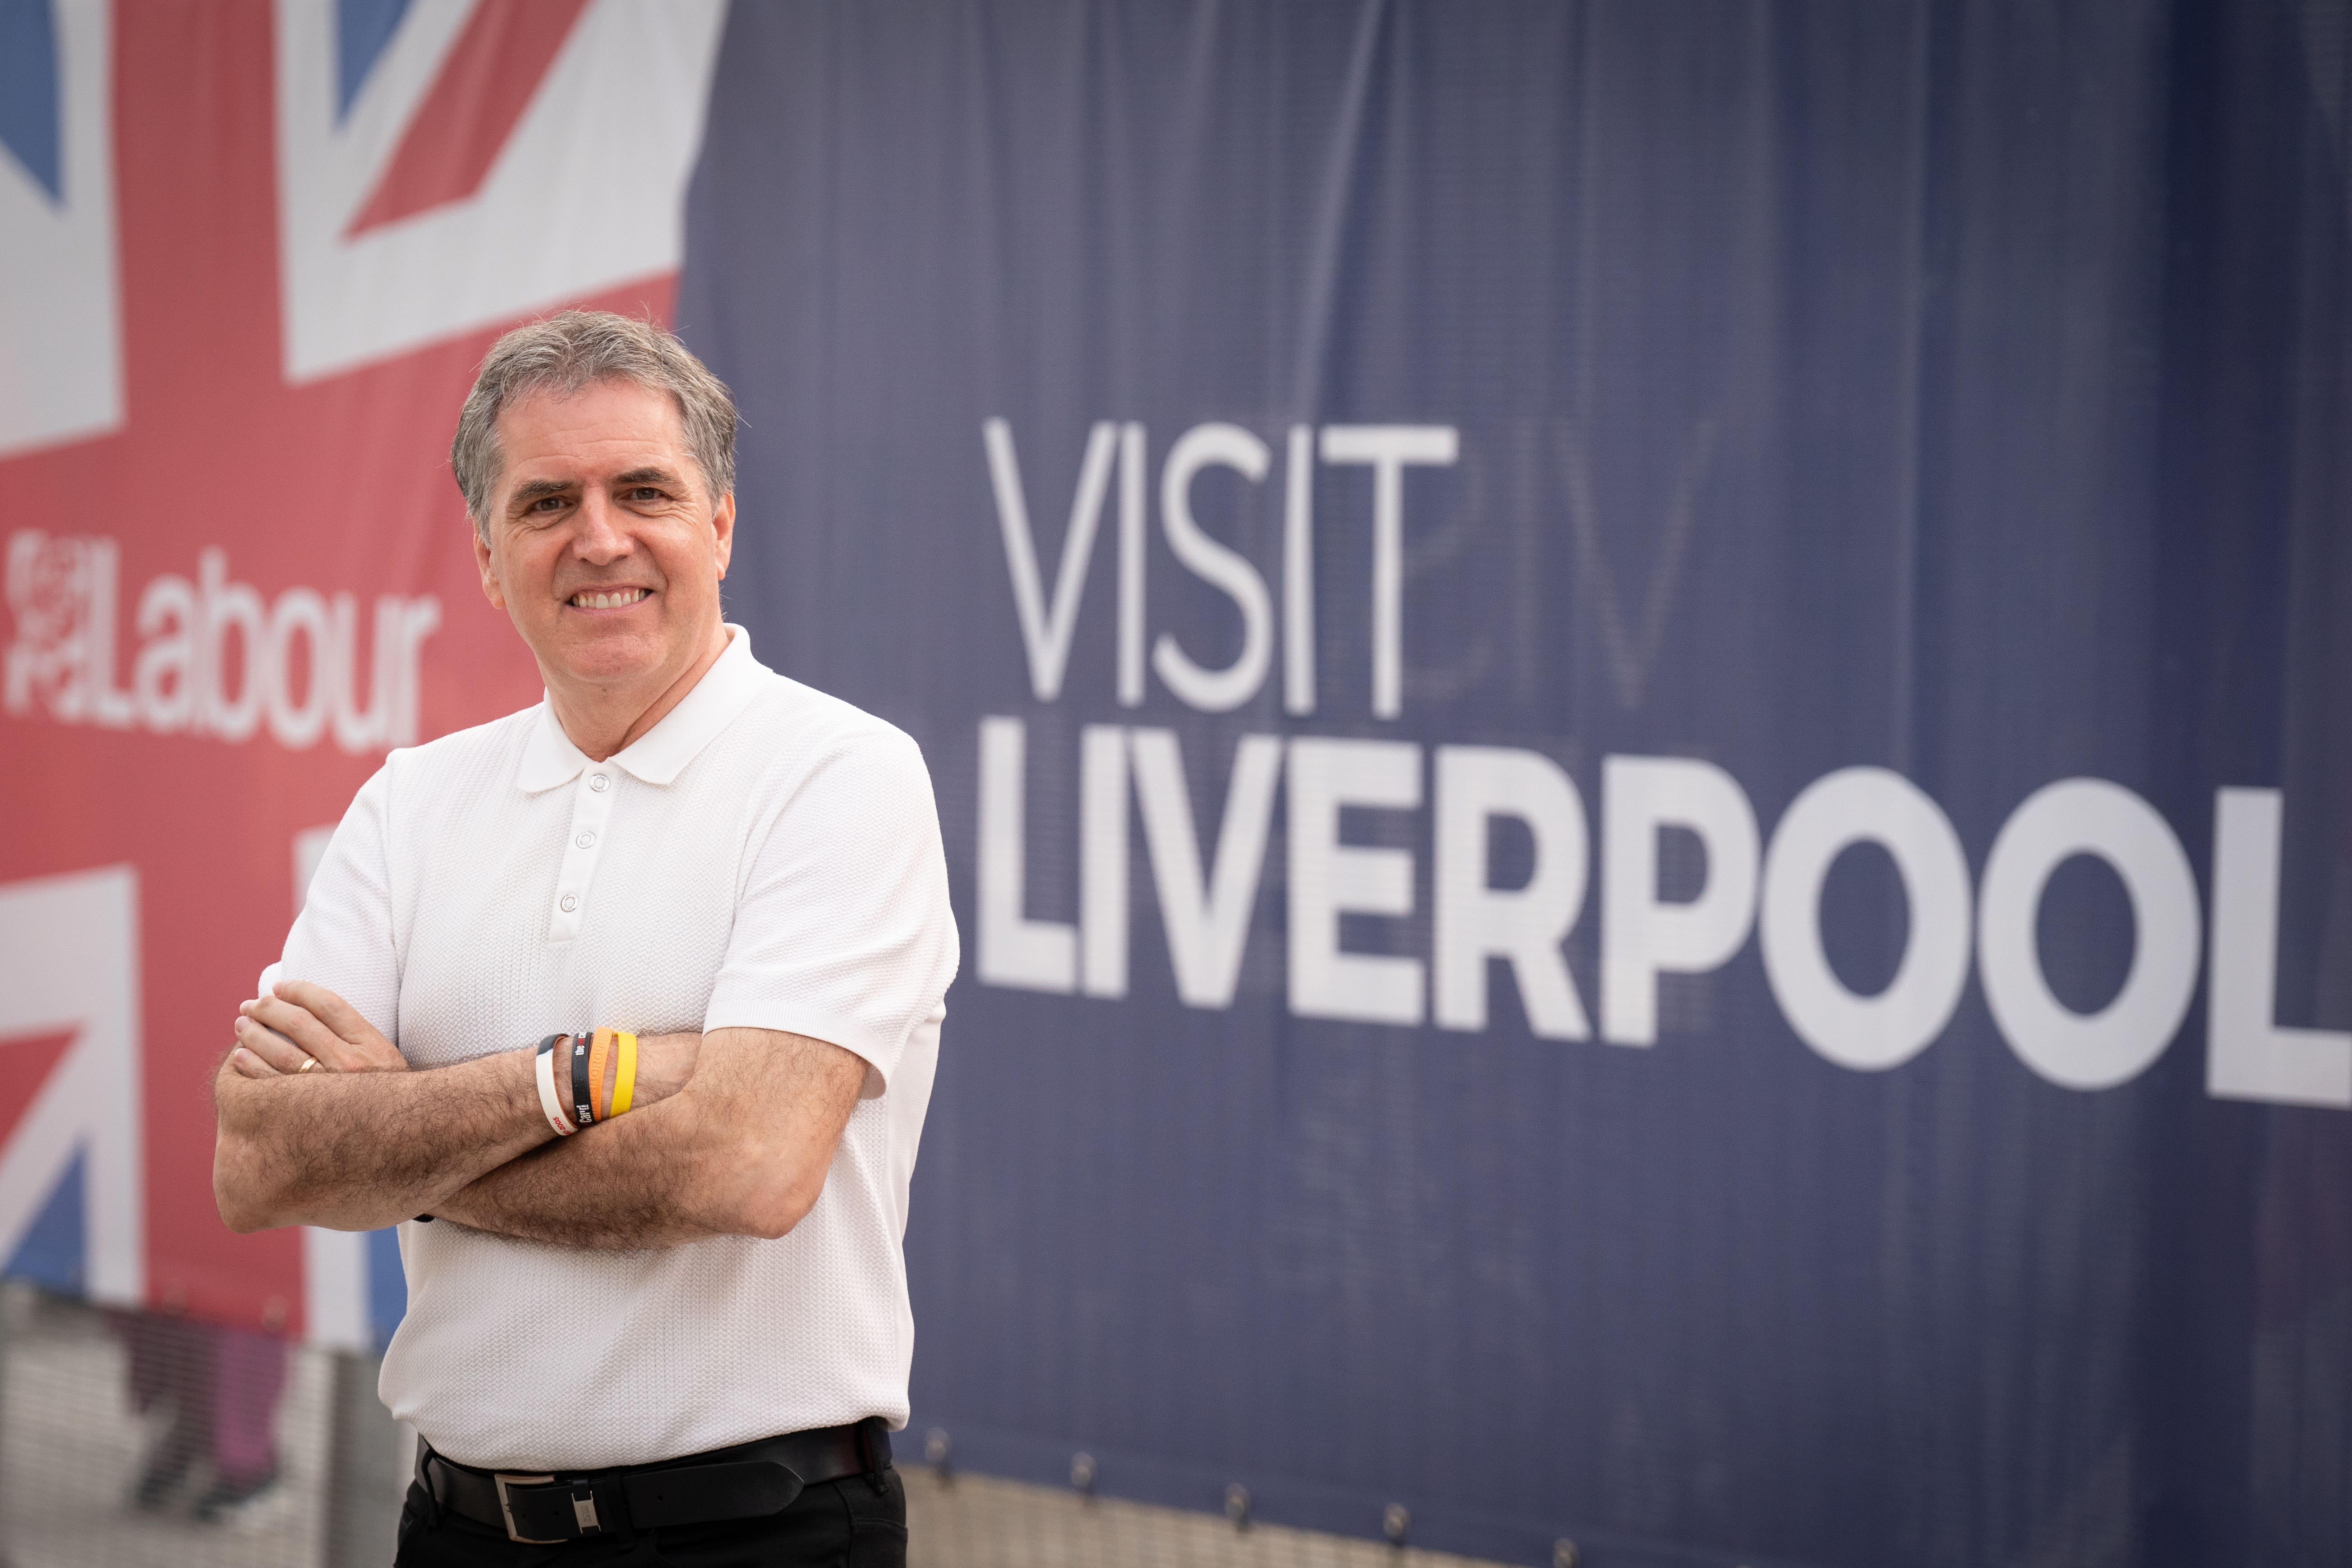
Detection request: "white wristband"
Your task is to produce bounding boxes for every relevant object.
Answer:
[534,1037,576,1136]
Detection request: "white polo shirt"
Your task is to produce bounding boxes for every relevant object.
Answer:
[267,625,959,1469]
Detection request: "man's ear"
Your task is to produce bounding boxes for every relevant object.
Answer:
[473,523,506,610]
[711,491,736,580]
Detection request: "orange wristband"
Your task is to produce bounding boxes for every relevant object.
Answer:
[588,1027,614,1122]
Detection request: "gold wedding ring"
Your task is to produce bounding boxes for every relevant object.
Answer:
[298,1056,320,1073]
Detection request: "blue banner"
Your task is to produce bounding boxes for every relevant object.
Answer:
[678,3,2352,1563]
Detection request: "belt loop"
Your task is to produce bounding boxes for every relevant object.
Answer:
[415,1437,445,1529]
[860,1416,888,1494]
[597,1474,637,1542]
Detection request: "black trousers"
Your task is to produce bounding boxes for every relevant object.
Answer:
[391,1466,907,1567]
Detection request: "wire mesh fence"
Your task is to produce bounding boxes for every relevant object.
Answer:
[0,1283,1512,1568]
[0,1283,383,1567]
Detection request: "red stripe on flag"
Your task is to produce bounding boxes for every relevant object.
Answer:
[343,0,594,237]
[0,1030,78,1151]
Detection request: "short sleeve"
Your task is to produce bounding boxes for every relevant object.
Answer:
[268,764,403,1047]
[703,727,960,1096]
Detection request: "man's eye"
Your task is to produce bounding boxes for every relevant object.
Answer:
[530,496,567,512]
[624,487,663,502]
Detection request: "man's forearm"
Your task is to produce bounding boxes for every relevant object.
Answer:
[213,1051,549,1232]
[430,1096,742,1250]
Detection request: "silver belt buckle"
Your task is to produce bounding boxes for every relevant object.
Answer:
[493,1472,569,1545]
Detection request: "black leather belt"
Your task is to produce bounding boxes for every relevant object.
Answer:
[417,1417,891,1544]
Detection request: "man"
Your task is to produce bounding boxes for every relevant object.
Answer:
[212,310,957,1565]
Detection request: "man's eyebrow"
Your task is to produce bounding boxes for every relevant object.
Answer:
[505,477,574,511]
[612,466,686,488]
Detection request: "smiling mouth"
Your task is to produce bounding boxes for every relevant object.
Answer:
[569,588,651,610]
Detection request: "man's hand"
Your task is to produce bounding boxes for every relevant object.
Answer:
[228,984,703,1101]
[231,979,406,1075]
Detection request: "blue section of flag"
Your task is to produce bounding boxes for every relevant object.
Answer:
[0,0,61,201]
[5,1148,85,1295]
[367,1224,406,1350]
[336,0,413,123]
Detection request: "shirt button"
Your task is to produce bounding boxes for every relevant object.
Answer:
[576,832,596,849]
[589,774,610,792]
[559,895,578,913]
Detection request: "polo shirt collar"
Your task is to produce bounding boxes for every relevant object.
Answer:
[516,624,767,794]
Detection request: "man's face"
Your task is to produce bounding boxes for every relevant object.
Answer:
[474,378,735,704]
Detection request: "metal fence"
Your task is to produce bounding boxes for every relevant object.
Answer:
[0,1283,1510,1568]
[0,1283,379,1567]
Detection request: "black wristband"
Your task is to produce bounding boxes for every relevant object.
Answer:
[571,1031,594,1128]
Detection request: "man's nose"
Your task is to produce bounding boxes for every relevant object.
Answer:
[571,490,632,561]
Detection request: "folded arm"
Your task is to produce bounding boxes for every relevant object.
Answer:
[211,979,699,1234]
[213,1048,545,1233]
[211,981,863,1248]
[430,1026,868,1250]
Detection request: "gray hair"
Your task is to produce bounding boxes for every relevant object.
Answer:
[450,310,738,538]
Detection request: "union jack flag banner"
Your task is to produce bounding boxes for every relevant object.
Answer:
[0,0,722,1352]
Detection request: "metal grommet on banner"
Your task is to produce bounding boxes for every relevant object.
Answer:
[1382,1502,1410,1545]
[1224,1482,1250,1531]
[1069,1451,1096,1497]
[923,1427,952,1480]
